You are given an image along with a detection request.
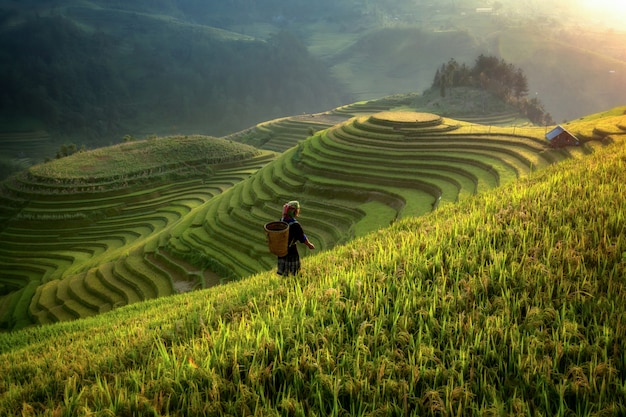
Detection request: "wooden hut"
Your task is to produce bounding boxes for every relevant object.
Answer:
[546,125,580,148]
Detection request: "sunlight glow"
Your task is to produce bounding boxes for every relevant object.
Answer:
[576,0,626,30]
[579,0,626,14]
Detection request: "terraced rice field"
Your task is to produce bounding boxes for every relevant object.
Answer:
[224,96,405,153]
[172,111,569,279]
[0,130,54,183]
[0,148,276,328]
[0,130,52,161]
[453,110,526,126]
[224,114,351,153]
[2,107,619,328]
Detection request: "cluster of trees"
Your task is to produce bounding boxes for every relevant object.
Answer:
[0,14,351,146]
[432,55,554,125]
[54,143,85,160]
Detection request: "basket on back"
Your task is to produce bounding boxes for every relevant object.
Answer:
[264,221,290,257]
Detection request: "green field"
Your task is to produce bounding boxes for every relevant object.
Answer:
[0,107,624,415]
[1,97,625,332]
[0,135,276,329]
[170,107,574,279]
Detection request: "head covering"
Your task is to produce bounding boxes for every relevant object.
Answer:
[282,200,300,219]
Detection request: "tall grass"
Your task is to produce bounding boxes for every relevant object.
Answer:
[0,135,624,415]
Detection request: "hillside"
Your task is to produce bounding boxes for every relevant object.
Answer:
[0,136,277,329]
[1,97,624,331]
[0,91,550,329]
[0,6,350,150]
[0,117,624,415]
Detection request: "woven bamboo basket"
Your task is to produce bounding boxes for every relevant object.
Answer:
[264,221,290,257]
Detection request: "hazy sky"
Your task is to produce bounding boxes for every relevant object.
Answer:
[572,0,626,30]
[506,0,626,30]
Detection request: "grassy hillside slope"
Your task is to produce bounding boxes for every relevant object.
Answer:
[0,125,624,415]
[0,136,276,329]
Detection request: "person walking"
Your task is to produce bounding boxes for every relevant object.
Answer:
[277,200,315,276]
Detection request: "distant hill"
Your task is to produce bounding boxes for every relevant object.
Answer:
[0,6,351,145]
[327,27,483,100]
[495,28,626,123]
[1,1,626,174]
[2,2,625,141]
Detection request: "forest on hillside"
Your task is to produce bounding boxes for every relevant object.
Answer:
[0,12,351,144]
[431,55,554,125]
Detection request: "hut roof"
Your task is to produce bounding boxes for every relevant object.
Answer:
[546,125,579,142]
